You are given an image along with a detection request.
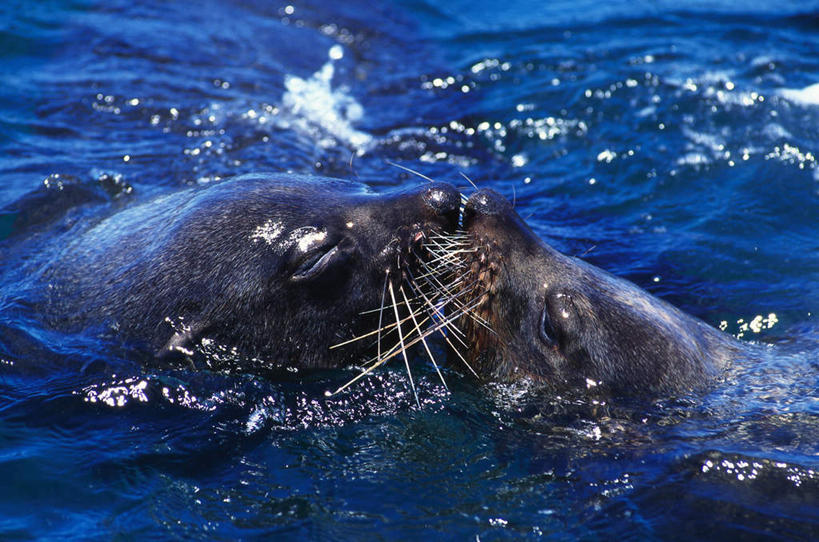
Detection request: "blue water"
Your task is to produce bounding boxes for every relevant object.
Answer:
[1,0,818,539]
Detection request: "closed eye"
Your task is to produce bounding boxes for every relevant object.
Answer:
[291,244,340,281]
[539,307,558,348]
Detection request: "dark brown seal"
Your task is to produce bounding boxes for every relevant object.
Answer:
[28,174,460,371]
[455,188,741,395]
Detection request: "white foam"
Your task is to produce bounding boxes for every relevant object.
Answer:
[281,46,373,153]
[779,82,819,106]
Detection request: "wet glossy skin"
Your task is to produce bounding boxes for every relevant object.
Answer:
[33,174,461,370]
[460,189,741,395]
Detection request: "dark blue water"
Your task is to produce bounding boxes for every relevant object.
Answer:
[1,0,818,539]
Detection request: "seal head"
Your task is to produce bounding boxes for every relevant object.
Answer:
[458,188,738,395]
[40,174,461,371]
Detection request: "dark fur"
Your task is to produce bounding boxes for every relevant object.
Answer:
[460,189,741,395]
[32,174,460,369]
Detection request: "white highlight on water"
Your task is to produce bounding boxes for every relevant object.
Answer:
[779,82,819,106]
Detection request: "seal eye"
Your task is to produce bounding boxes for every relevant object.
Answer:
[539,307,558,348]
[291,244,340,281]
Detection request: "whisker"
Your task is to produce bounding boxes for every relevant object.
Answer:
[425,234,472,247]
[424,238,475,253]
[358,288,438,315]
[406,283,479,378]
[423,249,476,268]
[405,272,470,345]
[376,272,388,366]
[426,233,470,242]
[413,269,495,333]
[400,285,448,390]
[424,248,470,258]
[407,270,491,341]
[428,231,469,237]
[389,280,420,407]
[578,244,597,258]
[424,244,472,256]
[409,266,461,283]
[363,295,487,368]
[385,160,438,184]
[459,171,478,190]
[415,248,467,270]
[355,291,487,370]
[414,273,473,302]
[427,235,469,243]
[338,299,442,348]
[325,353,396,397]
[329,220,492,396]
[414,258,474,297]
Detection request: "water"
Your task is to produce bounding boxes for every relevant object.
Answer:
[1,0,818,539]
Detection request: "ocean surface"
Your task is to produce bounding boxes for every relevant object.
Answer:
[1,0,818,539]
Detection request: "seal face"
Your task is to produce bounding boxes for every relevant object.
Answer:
[35,174,461,371]
[453,189,739,395]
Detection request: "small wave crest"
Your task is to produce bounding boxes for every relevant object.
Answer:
[779,82,819,106]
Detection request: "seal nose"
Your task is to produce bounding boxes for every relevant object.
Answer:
[422,182,461,229]
[462,188,513,227]
[423,182,461,215]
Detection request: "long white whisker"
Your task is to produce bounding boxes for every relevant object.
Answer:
[414,268,495,333]
[400,285,448,390]
[459,171,478,190]
[389,280,420,407]
[407,282,479,378]
[405,272,470,345]
[385,160,438,184]
[354,295,487,374]
[377,272,388,368]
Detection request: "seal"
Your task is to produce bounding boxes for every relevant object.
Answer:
[449,188,742,395]
[32,173,461,371]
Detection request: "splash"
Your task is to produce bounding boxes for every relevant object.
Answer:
[281,45,374,154]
